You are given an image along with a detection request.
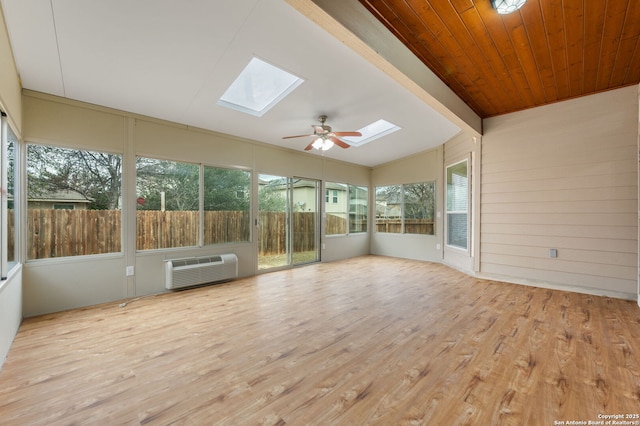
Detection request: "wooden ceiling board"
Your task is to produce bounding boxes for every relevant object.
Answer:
[625,38,640,84]
[593,1,619,91]
[475,4,537,111]
[539,0,571,100]
[563,0,585,97]
[519,0,557,102]
[504,15,549,105]
[582,0,607,94]
[359,0,640,118]
[610,1,640,86]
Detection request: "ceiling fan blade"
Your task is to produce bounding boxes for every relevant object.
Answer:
[282,134,313,139]
[304,141,315,151]
[329,136,350,149]
[332,131,362,137]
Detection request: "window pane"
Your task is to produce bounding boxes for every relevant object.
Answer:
[203,166,250,244]
[325,182,347,235]
[348,185,368,233]
[447,213,468,249]
[447,161,468,211]
[6,125,16,264]
[27,144,122,259]
[375,185,401,233]
[403,182,435,235]
[446,160,468,249]
[136,157,198,250]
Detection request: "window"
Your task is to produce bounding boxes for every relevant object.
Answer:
[1,113,18,270]
[203,166,250,245]
[325,182,368,235]
[446,160,468,249]
[348,185,368,233]
[27,144,122,259]
[376,182,435,235]
[136,157,199,250]
[375,185,401,233]
[325,182,347,235]
[403,182,435,235]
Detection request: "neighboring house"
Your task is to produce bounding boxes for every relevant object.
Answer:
[26,189,92,210]
[260,179,357,216]
[324,182,347,215]
[375,193,401,219]
[259,178,330,212]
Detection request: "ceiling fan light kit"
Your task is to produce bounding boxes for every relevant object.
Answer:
[491,0,526,14]
[312,138,334,151]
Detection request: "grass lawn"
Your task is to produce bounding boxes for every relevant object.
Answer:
[258,250,318,269]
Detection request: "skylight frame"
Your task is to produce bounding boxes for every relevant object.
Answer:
[343,119,401,147]
[217,57,304,117]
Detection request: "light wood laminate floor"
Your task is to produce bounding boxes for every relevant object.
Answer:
[1,256,639,425]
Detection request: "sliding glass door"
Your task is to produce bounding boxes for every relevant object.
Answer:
[257,174,319,271]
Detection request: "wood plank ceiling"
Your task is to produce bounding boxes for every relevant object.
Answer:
[359,0,640,118]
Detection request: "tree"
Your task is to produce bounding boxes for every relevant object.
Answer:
[27,145,122,210]
[203,167,250,211]
[375,183,434,220]
[258,179,287,212]
[404,182,435,220]
[136,158,199,211]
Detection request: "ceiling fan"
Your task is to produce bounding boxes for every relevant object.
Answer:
[283,115,362,151]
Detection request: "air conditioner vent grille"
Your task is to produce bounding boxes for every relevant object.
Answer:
[165,253,237,290]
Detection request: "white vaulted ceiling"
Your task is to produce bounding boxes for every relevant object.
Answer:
[1,0,462,167]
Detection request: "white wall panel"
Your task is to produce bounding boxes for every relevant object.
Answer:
[23,256,125,317]
[481,86,638,298]
[0,266,21,369]
[0,5,21,132]
[23,93,125,152]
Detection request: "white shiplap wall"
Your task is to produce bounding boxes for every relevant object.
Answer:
[481,86,638,299]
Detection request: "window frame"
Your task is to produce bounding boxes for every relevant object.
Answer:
[445,158,470,251]
[0,112,19,276]
[202,164,251,246]
[375,182,435,235]
[324,182,348,236]
[348,185,368,234]
[324,182,368,236]
[26,142,124,260]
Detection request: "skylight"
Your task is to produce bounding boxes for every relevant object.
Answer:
[217,57,304,117]
[343,119,401,147]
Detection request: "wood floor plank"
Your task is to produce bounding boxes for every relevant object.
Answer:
[1,256,639,425]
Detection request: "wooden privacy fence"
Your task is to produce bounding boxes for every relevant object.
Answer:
[136,210,250,250]
[14,210,433,259]
[27,209,122,259]
[326,213,347,235]
[375,219,435,235]
[18,210,327,259]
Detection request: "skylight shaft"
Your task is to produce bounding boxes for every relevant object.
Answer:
[218,57,304,117]
[343,119,401,146]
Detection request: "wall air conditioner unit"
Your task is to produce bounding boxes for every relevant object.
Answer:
[165,253,238,290]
